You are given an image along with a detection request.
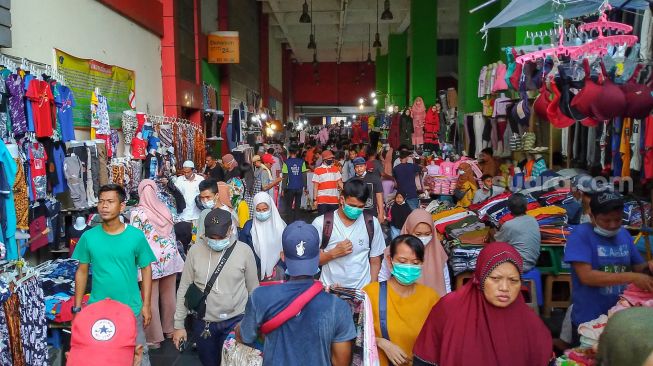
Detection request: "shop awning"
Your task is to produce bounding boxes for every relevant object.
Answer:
[481,0,651,32]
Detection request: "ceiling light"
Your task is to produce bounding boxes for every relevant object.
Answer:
[366,52,373,65]
[374,0,382,48]
[370,92,376,98]
[358,97,365,104]
[260,113,267,120]
[373,32,382,48]
[312,52,318,68]
[299,0,311,23]
[307,33,316,49]
[352,114,357,119]
[373,99,378,105]
[381,0,393,20]
[270,124,276,130]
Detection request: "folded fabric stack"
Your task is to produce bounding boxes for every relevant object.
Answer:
[444,216,489,245]
[623,200,652,227]
[608,283,653,316]
[423,175,457,195]
[449,247,482,276]
[39,259,79,322]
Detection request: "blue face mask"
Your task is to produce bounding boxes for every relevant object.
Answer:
[207,237,231,251]
[391,263,423,285]
[255,210,272,222]
[343,203,363,220]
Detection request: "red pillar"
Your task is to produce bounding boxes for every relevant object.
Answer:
[282,44,293,123]
[218,0,231,155]
[259,6,269,109]
[161,0,178,117]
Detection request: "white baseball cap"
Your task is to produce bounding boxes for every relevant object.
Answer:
[182,160,195,169]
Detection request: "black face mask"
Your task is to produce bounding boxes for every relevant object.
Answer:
[324,159,334,165]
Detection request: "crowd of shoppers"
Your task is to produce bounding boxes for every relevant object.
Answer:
[66,136,653,366]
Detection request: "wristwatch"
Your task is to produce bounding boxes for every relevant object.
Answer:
[71,306,82,314]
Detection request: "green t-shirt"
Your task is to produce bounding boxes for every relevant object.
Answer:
[72,225,157,315]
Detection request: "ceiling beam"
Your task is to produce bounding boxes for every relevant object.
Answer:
[396,6,411,33]
[265,0,301,60]
[335,0,349,64]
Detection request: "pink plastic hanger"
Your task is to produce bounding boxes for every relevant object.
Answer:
[516,26,580,65]
[578,5,633,35]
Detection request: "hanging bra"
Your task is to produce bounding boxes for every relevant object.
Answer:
[572,59,603,118]
[622,64,653,119]
[556,66,587,121]
[547,79,575,128]
[590,61,627,121]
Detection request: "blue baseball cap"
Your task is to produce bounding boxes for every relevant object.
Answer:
[352,157,366,166]
[282,221,320,276]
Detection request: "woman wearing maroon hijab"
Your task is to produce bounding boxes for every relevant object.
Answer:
[413,242,552,366]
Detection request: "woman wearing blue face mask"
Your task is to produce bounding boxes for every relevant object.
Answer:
[238,192,287,282]
[363,235,439,366]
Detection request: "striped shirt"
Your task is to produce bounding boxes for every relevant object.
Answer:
[312,165,342,205]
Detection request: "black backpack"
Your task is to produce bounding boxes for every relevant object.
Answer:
[320,210,375,256]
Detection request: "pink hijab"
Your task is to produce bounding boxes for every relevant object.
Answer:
[383,209,449,296]
[411,97,427,129]
[137,179,174,236]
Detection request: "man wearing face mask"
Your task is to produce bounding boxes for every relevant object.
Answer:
[312,179,386,289]
[350,157,385,223]
[196,179,239,242]
[565,191,653,345]
[312,150,343,215]
[173,208,258,366]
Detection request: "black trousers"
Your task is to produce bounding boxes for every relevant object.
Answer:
[283,188,304,222]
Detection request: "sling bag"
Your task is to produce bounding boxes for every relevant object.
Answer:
[260,281,323,334]
[184,243,236,319]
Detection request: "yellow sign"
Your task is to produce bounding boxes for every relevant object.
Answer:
[55,49,136,128]
[208,31,240,64]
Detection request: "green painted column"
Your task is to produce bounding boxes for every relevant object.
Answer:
[409,0,437,105]
[387,32,408,108]
[375,49,388,111]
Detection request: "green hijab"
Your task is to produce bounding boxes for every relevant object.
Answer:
[598,307,653,366]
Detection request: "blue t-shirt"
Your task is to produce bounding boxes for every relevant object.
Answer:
[240,279,357,366]
[564,223,644,325]
[392,163,421,198]
[282,158,307,190]
[55,84,76,142]
[24,75,35,132]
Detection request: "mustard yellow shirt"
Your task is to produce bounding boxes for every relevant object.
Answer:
[364,282,439,366]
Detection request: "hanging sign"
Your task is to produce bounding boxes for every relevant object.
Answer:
[55,49,136,128]
[208,31,240,64]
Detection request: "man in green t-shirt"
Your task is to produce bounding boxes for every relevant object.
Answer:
[72,184,157,366]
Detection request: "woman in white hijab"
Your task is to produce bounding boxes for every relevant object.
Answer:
[238,192,287,281]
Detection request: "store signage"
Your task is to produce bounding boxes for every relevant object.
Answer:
[55,49,136,128]
[208,31,240,64]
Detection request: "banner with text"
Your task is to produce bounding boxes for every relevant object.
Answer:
[55,49,136,128]
[208,31,240,64]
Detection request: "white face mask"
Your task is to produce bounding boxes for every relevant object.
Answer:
[203,200,215,209]
[458,170,465,175]
[593,225,620,238]
[417,235,433,245]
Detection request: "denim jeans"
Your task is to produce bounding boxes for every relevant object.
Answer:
[192,315,243,366]
[406,198,419,210]
[136,314,150,366]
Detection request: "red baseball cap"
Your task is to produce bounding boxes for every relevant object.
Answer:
[262,153,275,165]
[67,299,137,366]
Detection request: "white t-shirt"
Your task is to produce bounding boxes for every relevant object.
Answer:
[630,119,642,171]
[174,174,205,222]
[312,212,385,289]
